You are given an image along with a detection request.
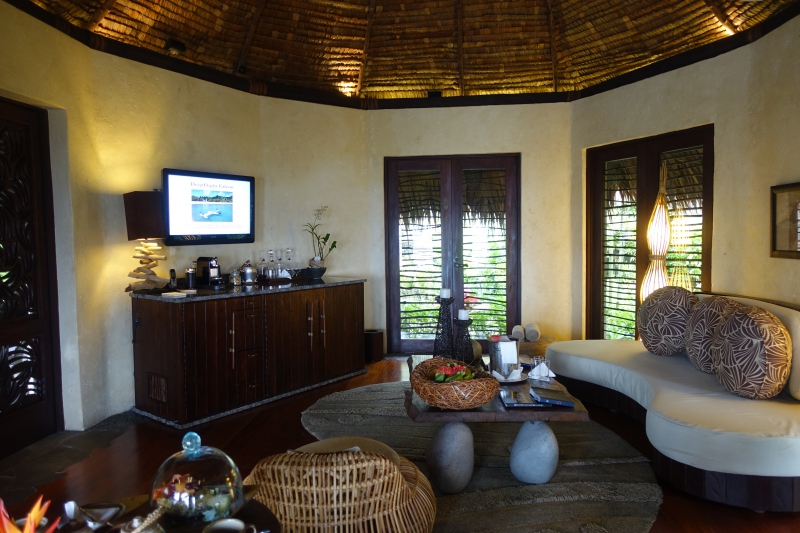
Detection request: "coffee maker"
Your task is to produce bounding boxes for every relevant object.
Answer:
[197,256,224,289]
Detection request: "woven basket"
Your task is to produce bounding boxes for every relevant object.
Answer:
[410,357,499,410]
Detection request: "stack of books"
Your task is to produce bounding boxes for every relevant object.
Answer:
[499,386,575,409]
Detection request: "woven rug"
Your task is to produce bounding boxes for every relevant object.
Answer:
[302,382,661,533]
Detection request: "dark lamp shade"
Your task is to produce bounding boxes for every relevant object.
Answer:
[123,191,165,240]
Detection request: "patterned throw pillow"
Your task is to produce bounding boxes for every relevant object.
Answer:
[684,296,742,373]
[637,286,699,356]
[711,305,792,400]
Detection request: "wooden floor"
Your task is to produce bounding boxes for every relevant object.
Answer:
[8,358,800,532]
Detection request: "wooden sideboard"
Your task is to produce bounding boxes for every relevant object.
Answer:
[130,278,365,426]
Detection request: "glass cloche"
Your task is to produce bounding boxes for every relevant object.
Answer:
[150,432,246,528]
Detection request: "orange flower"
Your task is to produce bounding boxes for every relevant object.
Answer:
[0,496,60,533]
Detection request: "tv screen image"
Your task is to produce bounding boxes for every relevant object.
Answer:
[162,168,255,246]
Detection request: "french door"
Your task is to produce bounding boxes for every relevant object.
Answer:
[586,125,714,339]
[384,154,520,354]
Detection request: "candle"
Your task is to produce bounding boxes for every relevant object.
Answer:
[440,288,451,298]
[458,309,469,320]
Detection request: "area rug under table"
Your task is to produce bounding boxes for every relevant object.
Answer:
[302,382,662,533]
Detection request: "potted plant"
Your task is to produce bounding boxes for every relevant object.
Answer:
[304,206,337,278]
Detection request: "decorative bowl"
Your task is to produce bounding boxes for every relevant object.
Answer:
[306,267,326,279]
[150,432,246,528]
[410,357,499,410]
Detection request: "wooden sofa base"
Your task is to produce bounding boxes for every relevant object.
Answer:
[558,376,800,512]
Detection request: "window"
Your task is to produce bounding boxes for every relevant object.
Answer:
[586,126,714,339]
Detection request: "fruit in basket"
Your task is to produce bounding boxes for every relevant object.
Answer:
[432,362,474,383]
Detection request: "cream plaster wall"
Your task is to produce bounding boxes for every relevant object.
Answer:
[571,14,800,335]
[2,0,799,429]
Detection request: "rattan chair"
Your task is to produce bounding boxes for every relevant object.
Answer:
[244,437,436,532]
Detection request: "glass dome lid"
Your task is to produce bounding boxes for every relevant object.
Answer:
[150,432,245,527]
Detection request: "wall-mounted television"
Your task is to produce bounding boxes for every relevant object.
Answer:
[162,168,255,246]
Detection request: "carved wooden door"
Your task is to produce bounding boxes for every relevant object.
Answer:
[0,97,62,458]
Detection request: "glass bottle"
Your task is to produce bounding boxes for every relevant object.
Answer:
[257,251,269,284]
[285,248,295,278]
[267,249,276,280]
[276,249,285,278]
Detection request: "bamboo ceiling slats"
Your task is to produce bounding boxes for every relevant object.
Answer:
[19,0,800,102]
[242,0,366,90]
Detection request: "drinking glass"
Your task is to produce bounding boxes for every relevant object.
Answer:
[538,359,551,381]
[285,248,298,278]
[530,356,550,381]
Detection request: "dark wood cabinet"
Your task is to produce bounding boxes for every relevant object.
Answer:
[229,297,266,407]
[263,283,365,397]
[131,280,365,426]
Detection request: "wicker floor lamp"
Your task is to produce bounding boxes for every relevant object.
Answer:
[640,162,672,302]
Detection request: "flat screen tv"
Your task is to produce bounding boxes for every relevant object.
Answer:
[162,168,255,246]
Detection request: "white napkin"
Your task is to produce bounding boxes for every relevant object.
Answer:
[510,325,525,341]
[531,362,555,379]
[492,368,522,381]
[498,341,518,364]
[525,322,541,342]
[63,502,108,530]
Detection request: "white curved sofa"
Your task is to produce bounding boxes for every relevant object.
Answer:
[546,294,800,511]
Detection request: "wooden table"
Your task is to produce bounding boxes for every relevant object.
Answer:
[404,378,589,424]
[404,374,589,493]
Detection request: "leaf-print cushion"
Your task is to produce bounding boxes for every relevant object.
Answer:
[638,286,699,356]
[711,305,792,399]
[684,296,742,373]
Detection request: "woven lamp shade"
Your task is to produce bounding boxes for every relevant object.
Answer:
[640,163,672,303]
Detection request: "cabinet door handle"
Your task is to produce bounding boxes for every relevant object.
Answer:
[132,317,140,343]
[231,312,236,370]
[320,299,327,349]
[247,353,256,358]
[307,300,313,352]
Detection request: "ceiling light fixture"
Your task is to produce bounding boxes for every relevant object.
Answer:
[165,39,186,56]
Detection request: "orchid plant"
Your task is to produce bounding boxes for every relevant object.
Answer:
[303,206,337,262]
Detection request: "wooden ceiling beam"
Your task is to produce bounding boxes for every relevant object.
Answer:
[235,0,269,74]
[356,0,376,97]
[85,0,118,32]
[702,0,738,34]
[545,0,560,93]
[456,0,465,96]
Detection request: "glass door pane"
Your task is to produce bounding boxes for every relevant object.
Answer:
[398,170,442,341]
[601,157,638,339]
[461,168,507,338]
[662,146,704,293]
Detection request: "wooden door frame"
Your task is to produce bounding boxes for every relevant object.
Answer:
[0,95,64,455]
[585,125,714,339]
[384,154,521,354]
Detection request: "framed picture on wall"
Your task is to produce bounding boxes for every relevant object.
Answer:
[771,182,800,259]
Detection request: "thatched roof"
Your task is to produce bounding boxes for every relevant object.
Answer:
[398,169,506,228]
[10,0,800,108]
